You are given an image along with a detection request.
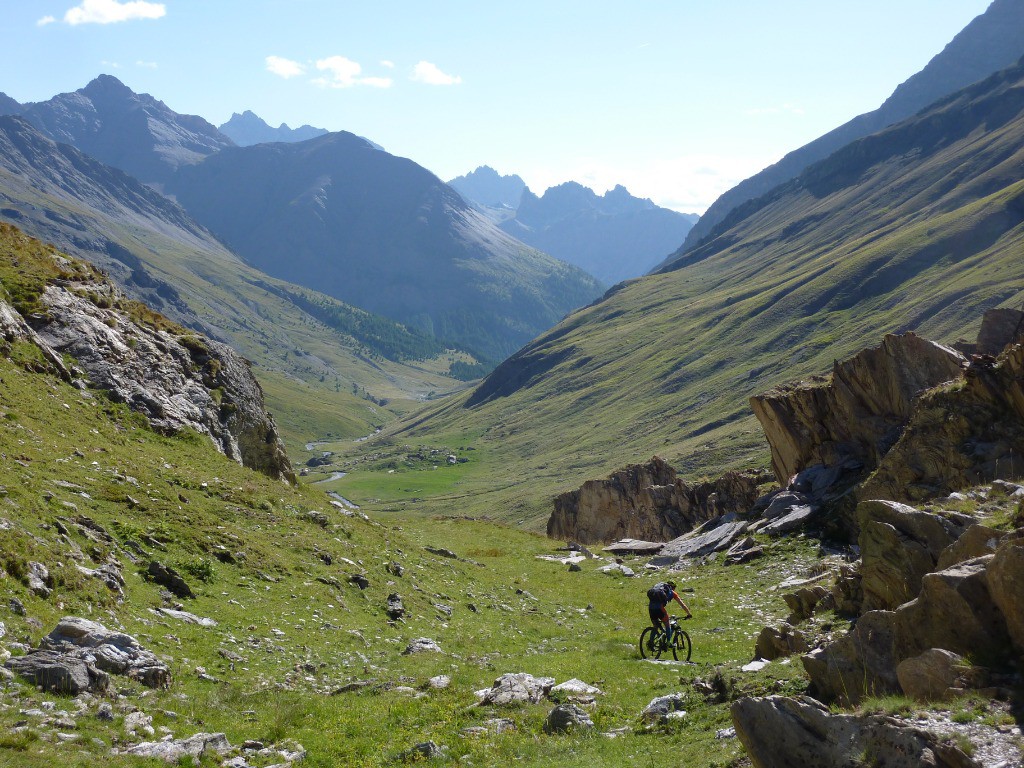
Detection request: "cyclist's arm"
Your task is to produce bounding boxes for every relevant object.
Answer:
[672,591,692,618]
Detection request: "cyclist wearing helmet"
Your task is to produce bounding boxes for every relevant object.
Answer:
[647,580,691,645]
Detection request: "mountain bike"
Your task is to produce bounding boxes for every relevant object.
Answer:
[639,615,691,661]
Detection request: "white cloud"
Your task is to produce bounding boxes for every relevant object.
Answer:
[411,61,462,86]
[314,56,392,89]
[135,60,158,69]
[37,15,56,26]
[61,0,166,25]
[100,59,122,68]
[266,55,306,79]
[380,60,395,69]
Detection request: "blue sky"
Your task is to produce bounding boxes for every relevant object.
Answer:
[3,0,994,212]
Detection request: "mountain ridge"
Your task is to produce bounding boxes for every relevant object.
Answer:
[218,109,329,146]
[674,0,1024,259]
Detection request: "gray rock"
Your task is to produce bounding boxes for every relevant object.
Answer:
[896,649,987,702]
[986,535,1024,653]
[427,675,450,689]
[75,561,125,599]
[543,703,594,734]
[146,561,194,599]
[124,710,154,737]
[938,524,1001,570]
[640,693,687,725]
[761,504,816,536]
[426,547,458,559]
[155,608,216,627]
[27,561,52,598]
[597,562,635,577]
[399,740,446,761]
[783,585,830,624]
[603,539,665,555]
[5,650,105,694]
[9,597,25,615]
[386,593,405,621]
[402,638,443,655]
[859,499,970,612]
[97,702,115,721]
[476,673,554,705]
[649,517,748,566]
[731,695,979,768]
[551,678,603,697]
[119,732,231,762]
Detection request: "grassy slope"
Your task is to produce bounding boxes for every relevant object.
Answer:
[0,341,823,767]
[324,63,1024,530]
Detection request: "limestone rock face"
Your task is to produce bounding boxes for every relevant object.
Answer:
[731,695,979,768]
[750,333,965,485]
[548,456,766,544]
[754,624,809,661]
[896,649,985,702]
[863,343,1024,502]
[858,500,971,612]
[975,307,1024,356]
[28,283,293,482]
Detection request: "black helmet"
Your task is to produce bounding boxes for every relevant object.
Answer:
[666,580,676,590]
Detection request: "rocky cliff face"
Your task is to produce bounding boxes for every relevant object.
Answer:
[750,333,965,487]
[0,246,293,482]
[547,456,767,544]
[863,342,1024,501]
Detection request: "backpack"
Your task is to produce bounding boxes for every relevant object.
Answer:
[647,582,672,603]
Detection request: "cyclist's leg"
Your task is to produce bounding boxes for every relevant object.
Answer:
[647,606,662,648]
[659,606,672,642]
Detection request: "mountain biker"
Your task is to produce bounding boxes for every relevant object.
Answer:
[647,580,691,646]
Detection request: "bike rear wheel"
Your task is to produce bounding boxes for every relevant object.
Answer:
[639,627,659,659]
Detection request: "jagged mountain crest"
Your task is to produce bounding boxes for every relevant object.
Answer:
[218,110,329,146]
[447,165,527,209]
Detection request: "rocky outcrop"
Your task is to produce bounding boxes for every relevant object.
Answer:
[750,333,965,487]
[0,256,293,482]
[803,537,1020,704]
[972,307,1024,356]
[548,456,767,544]
[731,695,980,768]
[862,343,1024,502]
[5,617,170,693]
[649,515,749,567]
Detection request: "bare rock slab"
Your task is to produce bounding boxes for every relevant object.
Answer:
[732,695,979,768]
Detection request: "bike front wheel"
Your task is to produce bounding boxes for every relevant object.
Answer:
[674,630,692,662]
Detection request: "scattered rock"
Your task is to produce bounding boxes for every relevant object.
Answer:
[9,597,25,616]
[75,561,125,599]
[568,563,582,572]
[387,561,404,577]
[118,732,231,762]
[402,638,443,655]
[97,702,114,721]
[146,561,194,599]
[427,675,450,690]
[27,561,53,598]
[543,703,594,734]
[603,539,665,556]
[426,547,458,559]
[154,608,217,627]
[649,516,749,567]
[724,536,764,565]
[754,624,809,661]
[551,678,603,697]
[597,562,635,577]
[124,710,154,737]
[399,740,446,761]
[349,573,370,590]
[386,594,405,621]
[476,673,554,705]
[640,693,687,725]
[5,616,171,692]
[782,585,830,624]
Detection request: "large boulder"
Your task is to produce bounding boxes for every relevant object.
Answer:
[548,456,766,544]
[648,516,748,567]
[543,703,594,734]
[754,624,809,661]
[750,333,965,487]
[4,650,107,694]
[475,673,554,706]
[119,733,231,763]
[731,695,979,768]
[858,500,971,612]
[896,649,987,702]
